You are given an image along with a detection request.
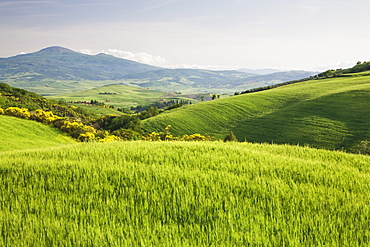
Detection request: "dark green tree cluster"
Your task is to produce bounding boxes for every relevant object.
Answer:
[315,61,370,79]
[343,61,370,74]
[354,140,370,155]
[211,94,220,100]
[91,114,143,140]
[139,106,160,120]
[131,99,192,113]
[316,69,342,78]
[234,77,310,95]
[223,131,238,142]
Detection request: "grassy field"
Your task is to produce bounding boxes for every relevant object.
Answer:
[0,141,369,246]
[69,104,124,116]
[0,115,75,151]
[5,79,114,96]
[47,84,199,108]
[143,72,370,152]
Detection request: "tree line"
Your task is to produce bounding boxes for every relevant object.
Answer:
[131,99,192,113]
[234,77,311,95]
[234,62,370,96]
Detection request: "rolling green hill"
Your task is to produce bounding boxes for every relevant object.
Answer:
[0,115,75,151]
[1,72,369,244]
[1,141,369,245]
[47,84,199,109]
[142,72,370,152]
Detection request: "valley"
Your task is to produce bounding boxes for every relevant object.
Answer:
[47,84,201,109]
[1,46,370,245]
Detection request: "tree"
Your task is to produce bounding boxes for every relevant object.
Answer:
[140,106,159,119]
[355,140,370,155]
[223,131,238,142]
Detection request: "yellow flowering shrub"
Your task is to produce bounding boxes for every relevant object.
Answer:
[5,107,31,119]
[99,135,121,142]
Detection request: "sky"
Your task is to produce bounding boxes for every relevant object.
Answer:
[1,0,370,71]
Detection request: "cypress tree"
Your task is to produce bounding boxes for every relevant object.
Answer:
[224,131,238,142]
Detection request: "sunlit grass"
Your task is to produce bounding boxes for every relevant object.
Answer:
[143,74,370,151]
[1,141,369,246]
[0,115,75,151]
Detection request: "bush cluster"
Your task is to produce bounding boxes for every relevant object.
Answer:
[0,107,118,142]
[142,126,215,142]
[0,107,219,143]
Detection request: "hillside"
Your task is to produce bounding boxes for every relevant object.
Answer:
[142,71,370,152]
[0,115,75,151]
[1,141,369,245]
[0,82,100,119]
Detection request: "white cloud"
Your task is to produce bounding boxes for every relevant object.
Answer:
[100,49,168,67]
[81,48,242,70]
[79,49,93,55]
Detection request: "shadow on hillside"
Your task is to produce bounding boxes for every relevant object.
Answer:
[231,89,370,151]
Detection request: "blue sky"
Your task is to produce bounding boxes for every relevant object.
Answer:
[1,0,370,70]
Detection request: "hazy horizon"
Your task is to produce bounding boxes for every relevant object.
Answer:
[1,0,369,71]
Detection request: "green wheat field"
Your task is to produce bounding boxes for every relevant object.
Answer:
[1,141,369,246]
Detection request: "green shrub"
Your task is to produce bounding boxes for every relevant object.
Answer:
[224,131,238,142]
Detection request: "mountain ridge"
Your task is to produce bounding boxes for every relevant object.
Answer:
[37,46,77,54]
[237,68,284,75]
[0,46,160,81]
[1,46,317,95]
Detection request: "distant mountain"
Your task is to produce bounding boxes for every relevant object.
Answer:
[0,46,317,95]
[237,68,284,75]
[121,69,317,93]
[244,70,318,84]
[122,68,255,88]
[0,46,160,81]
